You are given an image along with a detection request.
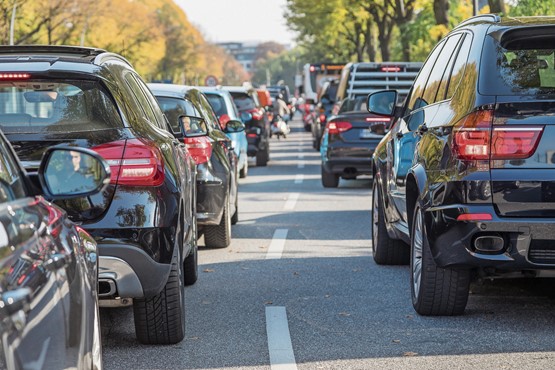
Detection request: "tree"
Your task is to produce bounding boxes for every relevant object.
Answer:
[488,0,506,13]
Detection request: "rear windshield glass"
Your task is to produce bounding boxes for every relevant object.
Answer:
[480,29,555,95]
[339,97,367,113]
[0,80,123,133]
[229,92,255,111]
[205,94,228,116]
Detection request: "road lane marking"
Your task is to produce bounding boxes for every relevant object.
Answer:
[266,229,288,260]
[266,306,298,370]
[294,175,304,184]
[298,153,304,159]
[297,161,305,169]
[283,193,299,210]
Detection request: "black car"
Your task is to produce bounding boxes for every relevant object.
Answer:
[223,86,270,166]
[150,84,239,248]
[0,45,197,344]
[370,15,555,316]
[320,97,388,187]
[0,142,109,369]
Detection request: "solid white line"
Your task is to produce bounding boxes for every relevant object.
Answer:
[266,306,298,370]
[283,193,299,210]
[266,229,288,260]
[297,161,305,169]
[294,174,304,184]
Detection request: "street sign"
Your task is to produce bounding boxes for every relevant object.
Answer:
[204,75,218,86]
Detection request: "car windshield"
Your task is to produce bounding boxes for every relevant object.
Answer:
[229,92,255,111]
[480,29,555,95]
[338,97,367,114]
[0,80,123,133]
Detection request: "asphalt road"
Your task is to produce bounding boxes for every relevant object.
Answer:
[101,117,555,370]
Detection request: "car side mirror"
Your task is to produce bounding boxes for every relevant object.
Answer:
[38,147,110,199]
[367,90,397,116]
[224,120,245,133]
[178,115,208,137]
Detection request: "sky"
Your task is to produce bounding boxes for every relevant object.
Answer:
[175,0,297,45]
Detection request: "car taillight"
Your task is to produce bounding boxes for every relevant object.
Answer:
[184,136,212,165]
[453,110,493,160]
[381,66,401,72]
[0,73,30,80]
[327,121,352,135]
[248,109,263,121]
[491,126,544,159]
[454,109,544,161]
[93,139,165,186]
[319,114,326,123]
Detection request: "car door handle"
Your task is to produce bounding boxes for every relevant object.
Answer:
[0,287,32,317]
[43,253,71,271]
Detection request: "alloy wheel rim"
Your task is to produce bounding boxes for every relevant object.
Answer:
[412,208,423,298]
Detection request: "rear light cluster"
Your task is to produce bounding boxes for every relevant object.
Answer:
[381,66,401,72]
[248,109,263,121]
[327,121,352,135]
[93,139,165,186]
[184,136,212,165]
[0,73,30,79]
[453,109,544,161]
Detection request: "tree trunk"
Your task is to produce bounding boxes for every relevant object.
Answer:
[488,0,506,13]
[433,0,449,26]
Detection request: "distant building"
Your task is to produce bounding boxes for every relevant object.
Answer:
[218,42,258,74]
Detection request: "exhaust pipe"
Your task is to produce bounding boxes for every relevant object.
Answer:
[474,234,505,254]
[98,279,117,298]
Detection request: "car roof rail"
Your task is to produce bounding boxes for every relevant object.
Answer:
[0,45,106,58]
[454,14,501,29]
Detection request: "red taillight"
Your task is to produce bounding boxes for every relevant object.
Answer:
[309,65,316,72]
[457,213,492,221]
[319,114,326,123]
[248,109,263,121]
[327,121,352,135]
[93,139,165,186]
[366,117,390,123]
[491,126,544,159]
[184,136,212,165]
[453,110,493,160]
[0,73,30,79]
[247,133,258,138]
[381,66,401,72]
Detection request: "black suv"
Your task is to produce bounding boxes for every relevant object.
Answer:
[150,84,239,248]
[0,46,197,344]
[370,15,555,316]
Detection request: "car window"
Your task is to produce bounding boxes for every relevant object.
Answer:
[422,34,462,104]
[198,93,221,131]
[338,97,366,113]
[133,76,169,131]
[446,34,472,99]
[126,74,165,130]
[0,138,26,202]
[405,39,446,113]
[205,94,227,116]
[156,96,198,133]
[0,80,123,134]
[230,92,256,111]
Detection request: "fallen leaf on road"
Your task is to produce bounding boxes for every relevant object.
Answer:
[403,352,418,357]
[293,272,300,276]
[203,268,215,273]
[406,315,413,319]
[324,294,331,298]
[189,337,200,340]
[338,312,351,317]
[392,340,400,344]
[264,301,273,305]
[241,267,250,270]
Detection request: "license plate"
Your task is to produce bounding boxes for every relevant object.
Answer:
[360,129,382,139]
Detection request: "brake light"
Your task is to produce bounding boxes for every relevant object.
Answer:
[309,65,316,72]
[453,110,493,160]
[248,109,263,121]
[457,213,492,221]
[0,73,30,79]
[381,66,401,72]
[184,136,212,165]
[319,114,326,123]
[366,117,390,123]
[93,139,165,186]
[491,126,544,159]
[327,121,352,135]
[247,133,258,138]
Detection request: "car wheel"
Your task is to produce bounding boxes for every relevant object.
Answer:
[183,218,198,286]
[371,180,409,265]
[239,161,248,178]
[411,199,470,316]
[256,149,268,166]
[133,247,185,344]
[321,165,339,188]
[204,196,232,248]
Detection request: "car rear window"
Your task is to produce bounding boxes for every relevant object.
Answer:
[229,92,255,111]
[338,97,367,113]
[205,94,227,116]
[0,80,123,133]
[480,27,555,95]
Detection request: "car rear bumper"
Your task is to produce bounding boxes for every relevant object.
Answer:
[322,156,373,176]
[426,204,555,271]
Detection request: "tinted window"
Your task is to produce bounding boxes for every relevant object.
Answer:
[422,34,462,104]
[156,97,197,133]
[133,76,168,130]
[125,74,164,130]
[0,80,122,134]
[230,92,256,111]
[445,34,472,99]
[0,138,26,202]
[205,94,228,116]
[338,97,366,113]
[198,94,220,131]
[480,29,555,95]
[406,40,446,112]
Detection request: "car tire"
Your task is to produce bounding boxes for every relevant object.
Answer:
[371,180,409,265]
[321,165,339,188]
[204,197,232,248]
[183,219,198,286]
[410,199,470,316]
[239,161,248,178]
[133,248,185,344]
[256,149,268,167]
[231,195,239,225]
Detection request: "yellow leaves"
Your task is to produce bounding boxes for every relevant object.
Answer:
[429,24,449,40]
